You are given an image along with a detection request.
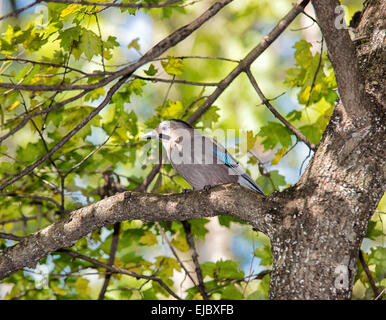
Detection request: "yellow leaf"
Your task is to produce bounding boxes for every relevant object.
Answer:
[61,4,81,18]
[125,262,141,274]
[271,147,287,165]
[74,277,90,297]
[160,100,184,118]
[246,130,257,151]
[128,38,140,51]
[139,231,158,246]
[171,232,189,252]
[161,56,184,75]
[7,101,20,111]
[53,286,67,295]
[4,222,13,232]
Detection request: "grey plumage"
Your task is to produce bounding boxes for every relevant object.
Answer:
[143,119,264,195]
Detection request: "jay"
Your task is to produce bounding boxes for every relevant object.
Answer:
[143,119,264,195]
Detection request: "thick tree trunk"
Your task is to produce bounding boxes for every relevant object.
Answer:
[268,0,385,299]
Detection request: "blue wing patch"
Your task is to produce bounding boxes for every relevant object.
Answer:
[213,148,238,168]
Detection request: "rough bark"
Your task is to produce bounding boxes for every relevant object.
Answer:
[0,185,272,280]
[268,0,385,299]
[0,0,384,300]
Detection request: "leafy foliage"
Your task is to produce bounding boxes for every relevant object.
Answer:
[0,0,382,301]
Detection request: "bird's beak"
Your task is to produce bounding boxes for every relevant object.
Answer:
[142,130,158,140]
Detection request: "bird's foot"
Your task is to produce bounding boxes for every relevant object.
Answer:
[183,188,193,194]
[203,185,212,192]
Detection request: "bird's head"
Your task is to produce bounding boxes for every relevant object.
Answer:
[142,119,193,142]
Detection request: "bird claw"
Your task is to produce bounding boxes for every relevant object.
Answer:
[203,185,212,192]
[183,188,193,194]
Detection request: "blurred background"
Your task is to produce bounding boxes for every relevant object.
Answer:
[0,0,383,300]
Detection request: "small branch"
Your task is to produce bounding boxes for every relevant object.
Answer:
[0,232,24,241]
[358,250,381,298]
[0,0,41,21]
[182,221,209,300]
[0,193,60,209]
[311,0,368,121]
[0,75,129,191]
[155,221,198,287]
[58,248,181,300]
[0,89,92,145]
[206,269,271,295]
[187,0,311,124]
[306,37,324,107]
[245,68,316,151]
[132,74,218,87]
[41,0,184,9]
[98,222,120,300]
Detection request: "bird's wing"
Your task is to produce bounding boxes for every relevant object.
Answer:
[209,136,265,195]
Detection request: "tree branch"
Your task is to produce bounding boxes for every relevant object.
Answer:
[182,221,209,300]
[57,248,181,300]
[311,0,368,122]
[0,184,278,280]
[0,75,129,191]
[187,0,310,124]
[358,250,381,298]
[245,68,316,150]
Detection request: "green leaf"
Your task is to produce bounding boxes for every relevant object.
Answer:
[215,260,244,279]
[258,122,292,150]
[144,64,158,76]
[60,4,81,18]
[74,277,90,298]
[271,147,287,165]
[104,35,120,49]
[254,244,273,266]
[218,215,245,227]
[189,218,210,240]
[75,28,101,61]
[57,26,82,51]
[170,232,189,252]
[200,105,220,129]
[293,40,313,68]
[221,285,243,300]
[365,221,384,240]
[286,110,302,122]
[155,256,181,279]
[201,262,217,278]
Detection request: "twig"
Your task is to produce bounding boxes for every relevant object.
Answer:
[358,250,381,298]
[62,118,122,178]
[155,221,198,287]
[187,0,311,124]
[245,68,316,151]
[0,0,41,21]
[299,147,312,176]
[98,222,120,300]
[0,232,24,241]
[306,37,324,107]
[0,193,60,209]
[0,0,233,146]
[40,0,184,9]
[94,13,105,73]
[182,221,209,300]
[0,75,129,191]
[206,269,271,295]
[132,74,218,87]
[57,248,182,300]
